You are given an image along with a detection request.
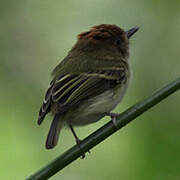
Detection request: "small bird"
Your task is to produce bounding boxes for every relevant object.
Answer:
[38,24,139,151]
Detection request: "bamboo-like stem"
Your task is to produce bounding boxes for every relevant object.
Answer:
[27,77,180,180]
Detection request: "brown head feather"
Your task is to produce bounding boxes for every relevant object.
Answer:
[78,24,126,42]
[72,24,129,59]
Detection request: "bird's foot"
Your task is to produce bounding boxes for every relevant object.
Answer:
[106,112,119,129]
[69,125,90,159]
[75,137,90,159]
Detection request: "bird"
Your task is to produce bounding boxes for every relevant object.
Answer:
[38,24,139,153]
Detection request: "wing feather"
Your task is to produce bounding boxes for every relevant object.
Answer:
[53,68,126,108]
[38,67,127,124]
[38,81,54,125]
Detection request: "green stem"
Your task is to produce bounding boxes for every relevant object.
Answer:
[27,77,180,180]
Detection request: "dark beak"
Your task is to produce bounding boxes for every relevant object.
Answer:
[126,27,139,39]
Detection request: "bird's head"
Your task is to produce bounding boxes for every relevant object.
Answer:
[70,24,139,60]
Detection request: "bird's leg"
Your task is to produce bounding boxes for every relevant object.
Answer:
[69,125,86,159]
[106,112,119,129]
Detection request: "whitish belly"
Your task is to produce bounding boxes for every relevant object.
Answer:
[65,82,129,126]
[86,83,127,114]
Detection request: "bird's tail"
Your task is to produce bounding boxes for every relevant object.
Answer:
[46,114,62,149]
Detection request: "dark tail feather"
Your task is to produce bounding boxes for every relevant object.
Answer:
[46,114,62,149]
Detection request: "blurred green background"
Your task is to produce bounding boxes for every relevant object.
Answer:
[1,0,180,179]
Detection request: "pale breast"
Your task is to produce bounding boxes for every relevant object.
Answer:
[65,81,129,126]
[87,82,128,114]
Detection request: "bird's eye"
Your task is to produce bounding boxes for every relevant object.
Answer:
[116,39,121,45]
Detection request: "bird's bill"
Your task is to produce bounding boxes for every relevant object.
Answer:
[126,27,139,38]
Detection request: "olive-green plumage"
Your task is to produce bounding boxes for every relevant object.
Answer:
[38,24,139,149]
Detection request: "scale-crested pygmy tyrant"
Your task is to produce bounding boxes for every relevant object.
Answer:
[38,24,139,151]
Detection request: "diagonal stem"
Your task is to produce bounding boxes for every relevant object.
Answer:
[26,77,180,180]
